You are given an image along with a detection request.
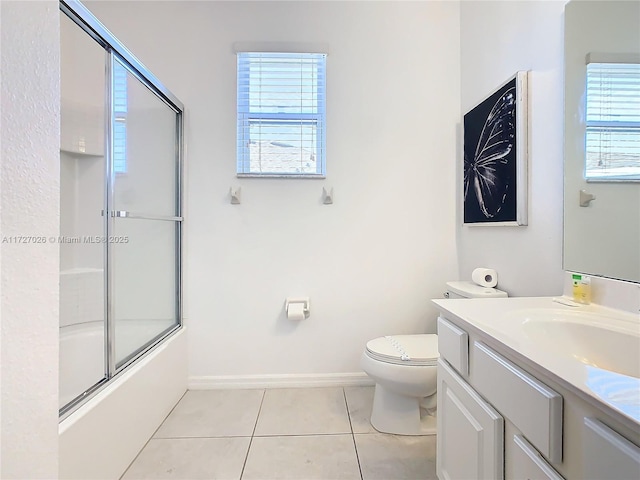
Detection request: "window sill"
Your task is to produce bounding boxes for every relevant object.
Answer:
[586,177,640,183]
[236,173,326,179]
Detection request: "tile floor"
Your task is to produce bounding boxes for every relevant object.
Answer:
[120,386,437,480]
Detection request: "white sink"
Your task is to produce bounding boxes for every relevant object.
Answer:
[505,309,640,379]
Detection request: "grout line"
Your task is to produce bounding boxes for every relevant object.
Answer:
[151,389,189,436]
[343,387,364,480]
[152,435,253,440]
[343,387,354,436]
[154,432,357,439]
[239,388,266,479]
[118,389,189,480]
[252,432,354,438]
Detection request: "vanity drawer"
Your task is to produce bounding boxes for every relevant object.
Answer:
[512,434,564,480]
[437,316,468,376]
[473,341,563,463]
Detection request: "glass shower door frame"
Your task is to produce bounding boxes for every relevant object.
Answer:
[106,52,184,374]
[59,0,184,417]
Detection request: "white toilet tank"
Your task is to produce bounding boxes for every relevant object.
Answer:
[445,280,508,299]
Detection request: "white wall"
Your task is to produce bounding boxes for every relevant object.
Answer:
[0,1,60,477]
[86,0,461,381]
[458,0,566,297]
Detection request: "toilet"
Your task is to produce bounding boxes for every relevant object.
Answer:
[361,281,507,435]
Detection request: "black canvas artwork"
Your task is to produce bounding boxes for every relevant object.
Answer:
[464,74,526,225]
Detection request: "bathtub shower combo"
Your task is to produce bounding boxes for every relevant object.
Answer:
[59,0,184,416]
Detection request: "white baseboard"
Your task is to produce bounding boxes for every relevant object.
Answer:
[188,372,374,390]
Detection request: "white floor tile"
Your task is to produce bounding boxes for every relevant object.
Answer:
[254,387,351,436]
[355,433,437,480]
[124,387,439,480]
[121,437,250,480]
[242,435,361,480]
[154,389,264,438]
[344,386,376,434]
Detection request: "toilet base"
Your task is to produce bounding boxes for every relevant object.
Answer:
[370,384,437,436]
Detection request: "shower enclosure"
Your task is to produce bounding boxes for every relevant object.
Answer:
[59,0,183,416]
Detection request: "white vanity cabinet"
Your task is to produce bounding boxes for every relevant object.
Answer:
[436,309,640,480]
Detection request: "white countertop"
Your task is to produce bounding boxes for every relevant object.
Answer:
[431,296,640,426]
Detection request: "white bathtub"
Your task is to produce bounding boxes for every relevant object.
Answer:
[59,321,105,409]
[59,327,187,480]
[59,318,178,410]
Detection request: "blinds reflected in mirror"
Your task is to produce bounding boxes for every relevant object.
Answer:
[585,59,640,181]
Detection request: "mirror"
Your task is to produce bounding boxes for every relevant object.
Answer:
[564,0,640,283]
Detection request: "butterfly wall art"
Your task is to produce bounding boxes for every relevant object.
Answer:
[463,72,528,225]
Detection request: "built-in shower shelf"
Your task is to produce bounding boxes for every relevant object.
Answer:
[60,148,103,158]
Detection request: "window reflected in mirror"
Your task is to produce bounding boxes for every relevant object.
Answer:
[585,60,640,182]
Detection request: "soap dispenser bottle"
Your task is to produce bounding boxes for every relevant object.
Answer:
[572,274,592,305]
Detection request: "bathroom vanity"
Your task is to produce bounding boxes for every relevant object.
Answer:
[433,296,640,480]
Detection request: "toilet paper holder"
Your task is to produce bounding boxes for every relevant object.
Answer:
[285,297,310,319]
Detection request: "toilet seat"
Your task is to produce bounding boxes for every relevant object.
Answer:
[365,334,439,366]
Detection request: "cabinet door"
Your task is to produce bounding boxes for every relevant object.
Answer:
[583,418,640,480]
[437,359,504,480]
[512,434,564,480]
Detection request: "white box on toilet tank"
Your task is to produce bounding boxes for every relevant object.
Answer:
[445,281,508,299]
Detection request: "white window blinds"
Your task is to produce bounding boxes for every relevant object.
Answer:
[585,62,640,181]
[113,61,128,174]
[237,52,327,176]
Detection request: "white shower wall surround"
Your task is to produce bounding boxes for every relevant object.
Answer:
[59,268,103,328]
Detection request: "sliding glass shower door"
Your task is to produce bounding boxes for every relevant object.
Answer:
[110,58,182,368]
[59,0,183,416]
[59,10,108,409]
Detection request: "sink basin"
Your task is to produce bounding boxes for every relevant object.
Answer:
[505,309,640,378]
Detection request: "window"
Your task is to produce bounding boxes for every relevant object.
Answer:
[113,61,128,174]
[585,62,640,181]
[237,52,326,177]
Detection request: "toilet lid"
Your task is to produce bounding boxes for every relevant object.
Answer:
[365,334,439,366]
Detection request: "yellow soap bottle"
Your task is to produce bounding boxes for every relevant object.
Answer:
[572,274,591,305]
